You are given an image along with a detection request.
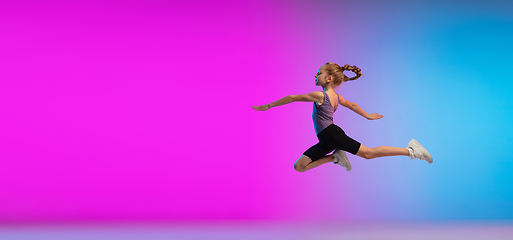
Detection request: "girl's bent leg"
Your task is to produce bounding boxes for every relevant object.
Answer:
[356,145,410,160]
[295,155,335,172]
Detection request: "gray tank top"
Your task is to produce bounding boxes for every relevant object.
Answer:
[313,91,338,134]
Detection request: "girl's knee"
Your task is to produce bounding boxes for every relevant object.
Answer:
[294,155,311,172]
[294,163,305,172]
[356,145,374,160]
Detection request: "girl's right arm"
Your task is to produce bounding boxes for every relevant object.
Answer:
[252,92,323,111]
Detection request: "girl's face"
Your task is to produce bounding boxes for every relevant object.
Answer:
[314,65,329,86]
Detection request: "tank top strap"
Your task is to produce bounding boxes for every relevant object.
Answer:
[335,93,340,110]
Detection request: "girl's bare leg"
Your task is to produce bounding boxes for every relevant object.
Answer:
[295,145,411,172]
[294,155,335,172]
[356,145,410,159]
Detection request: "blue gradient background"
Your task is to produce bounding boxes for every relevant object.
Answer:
[247,0,513,221]
[0,0,512,224]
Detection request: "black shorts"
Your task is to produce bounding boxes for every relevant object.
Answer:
[303,124,361,161]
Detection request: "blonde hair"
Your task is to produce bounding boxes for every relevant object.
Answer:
[325,62,363,87]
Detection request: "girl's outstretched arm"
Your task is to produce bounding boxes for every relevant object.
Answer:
[337,94,383,120]
[252,91,323,111]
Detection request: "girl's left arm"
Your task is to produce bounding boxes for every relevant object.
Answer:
[252,92,321,111]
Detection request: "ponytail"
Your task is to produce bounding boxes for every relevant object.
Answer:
[341,64,363,82]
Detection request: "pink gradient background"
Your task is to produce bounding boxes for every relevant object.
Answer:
[1,0,513,223]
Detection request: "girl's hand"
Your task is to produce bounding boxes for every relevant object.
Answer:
[252,104,271,111]
[367,113,384,120]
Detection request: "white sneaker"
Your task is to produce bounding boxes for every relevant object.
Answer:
[407,139,433,164]
[333,150,352,171]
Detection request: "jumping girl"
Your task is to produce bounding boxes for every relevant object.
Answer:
[252,62,433,173]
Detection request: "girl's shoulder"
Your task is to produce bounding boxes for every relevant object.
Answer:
[307,91,324,105]
[311,91,325,99]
